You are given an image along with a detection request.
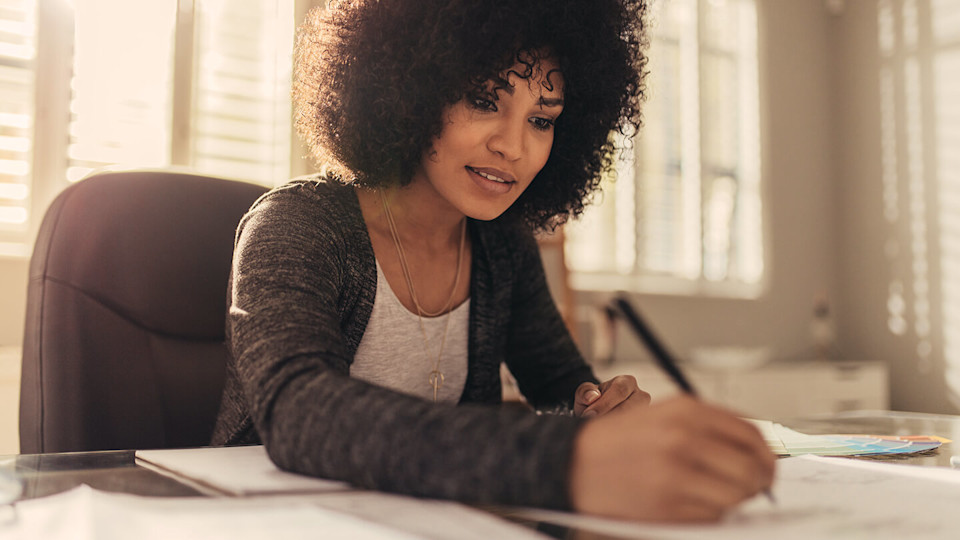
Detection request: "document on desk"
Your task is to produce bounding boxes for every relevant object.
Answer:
[6,484,426,540]
[515,455,960,540]
[135,445,349,496]
[132,446,551,540]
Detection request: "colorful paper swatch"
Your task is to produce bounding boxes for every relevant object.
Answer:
[746,420,948,457]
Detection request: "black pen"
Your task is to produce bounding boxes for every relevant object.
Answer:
[611,294,776,504]
[612,296,697,396]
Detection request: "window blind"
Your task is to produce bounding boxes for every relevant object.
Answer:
[6,0,299,256]
[67,0,176,182]
[565,0,763,297]
[0,0,35,256]
[191,0,294,183]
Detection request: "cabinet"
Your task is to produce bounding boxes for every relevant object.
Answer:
[593,360,889,419]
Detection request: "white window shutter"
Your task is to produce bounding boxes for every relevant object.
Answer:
[0,0,36,255]
[190,0,294,185]
[566,0,763,297]
[67,0,177,182]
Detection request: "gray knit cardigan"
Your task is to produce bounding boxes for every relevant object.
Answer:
[211,177,597,509]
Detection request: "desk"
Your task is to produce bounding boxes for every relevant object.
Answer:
[3,410,959,540]
[9,450,202,501]
[3,449,567,540]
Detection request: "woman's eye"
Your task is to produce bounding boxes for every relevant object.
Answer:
[530,117,555,131]
[469,97,497,112]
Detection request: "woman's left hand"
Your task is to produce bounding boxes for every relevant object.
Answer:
[574,376,651,418]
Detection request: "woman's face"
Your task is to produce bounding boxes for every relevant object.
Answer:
[413,56,564,221]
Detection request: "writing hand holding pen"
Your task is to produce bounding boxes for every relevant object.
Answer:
[565,295,776,522]
[608,295,776,504]
[569,395,777,522]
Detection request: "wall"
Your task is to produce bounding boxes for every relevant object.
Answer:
[834,0,955,413]
[0,259,27,347]
[0,260,26,454]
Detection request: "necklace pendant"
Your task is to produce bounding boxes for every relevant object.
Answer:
[429,370,445,401]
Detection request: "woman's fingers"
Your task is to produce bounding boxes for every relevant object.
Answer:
[682,436,774,502]
[693,405,778,480]
[576,376,651,418]
[573,382,603,416]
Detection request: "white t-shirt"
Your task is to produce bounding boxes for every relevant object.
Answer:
[351,261,469,402]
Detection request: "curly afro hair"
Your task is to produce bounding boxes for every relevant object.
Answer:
[294,0,649,231]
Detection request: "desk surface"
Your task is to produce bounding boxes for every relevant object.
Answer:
[775,409,960,467]
[9,450,202,501]
[3,410,959,539]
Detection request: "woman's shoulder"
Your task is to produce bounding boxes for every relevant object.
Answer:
[237,174,366,254]
[253,174,356,212]
[244,174,359,224]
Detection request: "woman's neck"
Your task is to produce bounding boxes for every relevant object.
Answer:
[355,179,473,317]
[358,181,465,250]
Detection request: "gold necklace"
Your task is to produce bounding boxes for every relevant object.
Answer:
[379,190,466,401]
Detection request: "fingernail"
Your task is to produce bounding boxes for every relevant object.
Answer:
[582,410,598,418]
[586,390,601,403]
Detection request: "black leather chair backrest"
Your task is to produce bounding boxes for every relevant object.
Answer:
[20,169,268,453]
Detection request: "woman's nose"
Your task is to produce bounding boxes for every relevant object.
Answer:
[486,119,524,161]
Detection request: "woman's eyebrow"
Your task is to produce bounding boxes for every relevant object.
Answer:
[539,96,564,108]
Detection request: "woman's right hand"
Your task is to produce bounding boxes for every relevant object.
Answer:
[568,395,776,523]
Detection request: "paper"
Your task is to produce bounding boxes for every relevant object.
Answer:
[746,419,945,456]
[4,485,549,540]
[5,485,425,540]
[134,446,548,540]
[516,455,960,539]
[135,445,348,496]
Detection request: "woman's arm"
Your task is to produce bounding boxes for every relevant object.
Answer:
[228,184,583,509]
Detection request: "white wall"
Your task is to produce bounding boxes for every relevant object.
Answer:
[0,259,27,348]
[0,261,26,453]
[833,0,955,413]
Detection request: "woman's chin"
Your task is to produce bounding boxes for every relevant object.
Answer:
[462,203,514,222]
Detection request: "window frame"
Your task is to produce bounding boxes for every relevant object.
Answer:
[565,0,767,299]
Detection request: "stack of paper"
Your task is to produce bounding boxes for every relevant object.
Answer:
[132,445,549,540]
[746,419,946,456]
[135,445,348,496]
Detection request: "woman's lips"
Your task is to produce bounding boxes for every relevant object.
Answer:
[466,166,515,194]
[467,166,514,183]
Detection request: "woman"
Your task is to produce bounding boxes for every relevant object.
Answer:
[212,0,775,522]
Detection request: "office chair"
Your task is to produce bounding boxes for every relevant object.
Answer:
[19,169,268,454]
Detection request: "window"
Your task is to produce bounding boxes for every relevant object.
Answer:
[0,0,300,257]
[564,0,763,297]
[0,0,36,255]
